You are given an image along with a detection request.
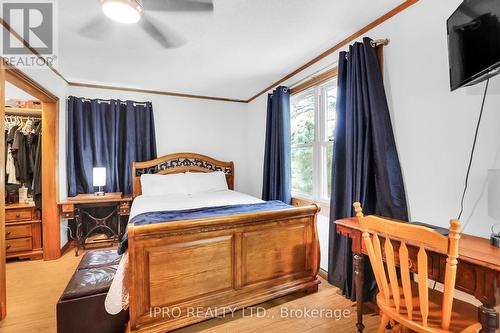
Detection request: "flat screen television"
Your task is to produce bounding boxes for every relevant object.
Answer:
[447,0,500,91]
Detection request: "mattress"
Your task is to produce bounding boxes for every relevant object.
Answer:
[129,190,264,220]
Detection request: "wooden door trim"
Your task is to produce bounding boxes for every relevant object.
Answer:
[40,101,60,260]
[3,63,57,103]
[1,63,60,262]
[0,65,6,320]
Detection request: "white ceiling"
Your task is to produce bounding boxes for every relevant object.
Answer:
[59,0,403,100]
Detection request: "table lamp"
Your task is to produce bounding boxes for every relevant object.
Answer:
[487,169,500,247]
[93,167,106,196]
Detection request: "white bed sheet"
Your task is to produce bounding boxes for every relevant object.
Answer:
[106,190,263,314]
[129,190,264,220]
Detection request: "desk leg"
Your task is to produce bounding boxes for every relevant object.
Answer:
[74,208,82,257]
[354,253,365,333]
[478,305,499,333]
[117,204,122,241]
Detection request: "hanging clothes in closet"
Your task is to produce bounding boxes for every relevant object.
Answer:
[5,118,19,185]
[32,122,42,208]
[4,115,42,208]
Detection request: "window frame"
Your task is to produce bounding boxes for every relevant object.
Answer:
[290,77,337,206]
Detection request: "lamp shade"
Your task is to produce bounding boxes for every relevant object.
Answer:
[488,169,500,221]
[93,167,106,187]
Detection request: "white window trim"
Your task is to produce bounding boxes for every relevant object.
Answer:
[291,79,336,208]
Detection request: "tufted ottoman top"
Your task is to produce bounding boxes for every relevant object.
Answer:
[61,249,123,301]
[61,266,118,300]
[77,249,122,270]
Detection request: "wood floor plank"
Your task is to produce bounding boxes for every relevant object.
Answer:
[173,276,379,333]
[0,249,381,333]
[0,249,81,333]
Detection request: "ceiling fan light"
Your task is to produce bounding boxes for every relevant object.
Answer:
[101,0,143,24]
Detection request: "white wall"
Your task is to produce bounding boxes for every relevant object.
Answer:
[3,72,247,250]
[2,64,248,250]
[5,82,38,101]
[68,87,250,192]
[5,0,499,260]
[247,0,500,271]
[373,0,500,239]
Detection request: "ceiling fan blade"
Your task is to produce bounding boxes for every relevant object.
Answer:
[142,0,213,12]
[77,15,113,40]
[140,15,185,49]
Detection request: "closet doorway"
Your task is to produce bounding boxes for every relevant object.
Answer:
[0,63,60,320]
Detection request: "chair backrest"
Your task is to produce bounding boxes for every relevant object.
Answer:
[353,202,461,331]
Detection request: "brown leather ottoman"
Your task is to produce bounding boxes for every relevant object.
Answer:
[56,249,128,333]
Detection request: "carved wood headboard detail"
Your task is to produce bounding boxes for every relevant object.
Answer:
[132,152,234,198]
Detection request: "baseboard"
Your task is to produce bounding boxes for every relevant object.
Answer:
[318,268,328,280]
[60,240,74,255]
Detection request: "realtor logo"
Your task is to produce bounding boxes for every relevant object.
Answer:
[1,1,57,68]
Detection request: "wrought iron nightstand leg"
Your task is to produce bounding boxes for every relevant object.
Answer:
[77,208,120,249]
[74,208,82,256]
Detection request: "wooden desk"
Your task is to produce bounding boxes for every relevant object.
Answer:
[58,193,133,255]
[335,217,500,333]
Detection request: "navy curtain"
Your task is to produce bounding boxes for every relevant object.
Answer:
[328,38,408,301]
[262,86,292,204]
[67,97,157,196]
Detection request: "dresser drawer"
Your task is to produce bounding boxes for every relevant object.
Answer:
[6,225,32,239]
[5,208,32,222]
[6,237,32,253]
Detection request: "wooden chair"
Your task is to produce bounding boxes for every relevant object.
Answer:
[353,202,481,333]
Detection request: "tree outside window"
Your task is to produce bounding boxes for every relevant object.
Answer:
[290,79,337,203]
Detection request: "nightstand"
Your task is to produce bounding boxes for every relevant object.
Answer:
[58,192,133,255]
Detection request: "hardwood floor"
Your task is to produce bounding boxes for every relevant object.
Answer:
[173,282,381,333]
[0,249,81,333]
[0,249,381,333]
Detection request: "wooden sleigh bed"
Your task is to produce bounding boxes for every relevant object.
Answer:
[126,153,321,333]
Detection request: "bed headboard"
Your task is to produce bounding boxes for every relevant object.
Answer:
[132,152,234,198]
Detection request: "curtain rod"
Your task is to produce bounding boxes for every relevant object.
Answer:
[5,113,41,119]
[4,110,42,117]
[289,38,389,89]
[66,96,150,106]
[371,38,390,47]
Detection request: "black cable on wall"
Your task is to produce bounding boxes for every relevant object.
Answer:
[457,78,490,224]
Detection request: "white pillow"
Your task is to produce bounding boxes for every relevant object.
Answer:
[140,173,188,196]
[185,171,228,194]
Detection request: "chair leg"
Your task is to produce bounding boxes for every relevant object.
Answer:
[391,323,402,333]
[378,313,390,333]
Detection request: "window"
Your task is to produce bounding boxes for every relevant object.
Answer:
[291,79,337,203]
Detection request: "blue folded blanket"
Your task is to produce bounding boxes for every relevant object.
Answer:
[118,200,291,254]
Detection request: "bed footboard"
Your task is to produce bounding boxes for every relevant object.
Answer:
[127,204,321,333]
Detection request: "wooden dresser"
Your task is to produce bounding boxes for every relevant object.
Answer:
[5,202,43,260]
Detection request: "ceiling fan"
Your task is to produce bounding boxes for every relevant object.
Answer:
[79,0,214,48]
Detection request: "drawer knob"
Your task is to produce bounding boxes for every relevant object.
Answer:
[15,214,20,218]
[6,245,11,250]
[6,232,11,236]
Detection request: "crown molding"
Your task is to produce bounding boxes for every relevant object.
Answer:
[1,0,418,104]
[246,0,419,102]
[67,81,247,103]
[0,18,68,84]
